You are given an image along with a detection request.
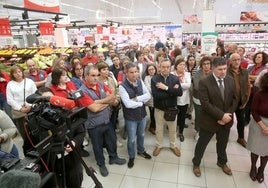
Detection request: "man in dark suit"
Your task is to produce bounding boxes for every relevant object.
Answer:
[192,57,238,177]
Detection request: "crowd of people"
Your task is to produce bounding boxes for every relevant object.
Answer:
[1,39,268,187]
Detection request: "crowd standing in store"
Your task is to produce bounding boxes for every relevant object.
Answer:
[1,37,268,188]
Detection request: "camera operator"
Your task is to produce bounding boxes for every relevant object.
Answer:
[0,109,19,159]
[47,69,85,188]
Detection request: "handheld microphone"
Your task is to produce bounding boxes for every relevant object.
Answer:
[49,95,76,110]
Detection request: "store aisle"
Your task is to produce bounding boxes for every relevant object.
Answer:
[14,115,268,188]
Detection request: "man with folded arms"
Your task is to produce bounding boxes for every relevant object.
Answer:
[119,63,151,168]
[79,65,126,177]
[151,58,182,157]
[192,57,238,177]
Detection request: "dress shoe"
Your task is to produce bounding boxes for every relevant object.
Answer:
[109,157,126,165]
[138,151,151,159]
[170,147,181,157]
[148,127,156,135]
[237,138,247,148]
[217,162,232,175]
[153,147,161,156]
[128,158,134,168]
[80,148,90,157]
[193,166,201,177]
[99,165,109,177]
[179,134,184,142]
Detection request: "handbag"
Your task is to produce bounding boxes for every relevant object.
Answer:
[11,109,27,119]
[11,79,27,119]
[164,107,178,121]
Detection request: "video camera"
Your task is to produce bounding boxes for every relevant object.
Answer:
[25,91,88,151]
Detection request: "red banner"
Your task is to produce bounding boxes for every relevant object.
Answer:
[85,35,94,42]
[97,25,103,34]
[0,18,12,36]
[39,22,54,35]
[24,0,60,13]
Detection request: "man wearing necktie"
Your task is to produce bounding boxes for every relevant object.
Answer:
[192,57,238,177]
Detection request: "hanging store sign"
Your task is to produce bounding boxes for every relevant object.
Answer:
[39,22,54,36]
[0,18,12,36]
[24,0,60,13]
[201,32,218,55]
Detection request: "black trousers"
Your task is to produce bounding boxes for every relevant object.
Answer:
[192,127,230,166]
[235,107,246,139]
[148,106,156,129]
[177,104,188,134]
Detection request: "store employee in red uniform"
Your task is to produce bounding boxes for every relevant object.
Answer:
[78,65,126,177]
[26,58,47,88]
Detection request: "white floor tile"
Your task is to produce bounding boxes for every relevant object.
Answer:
[177,165,206,187]
[120,176,149,188]
[151,162,179,183]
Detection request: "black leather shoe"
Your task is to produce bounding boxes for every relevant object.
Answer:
[138,151,151,159]
[99,165,109,177]
[179,134,184,142]
[109,157,126,165]
[80,149,90,157]
[128,158,134,168]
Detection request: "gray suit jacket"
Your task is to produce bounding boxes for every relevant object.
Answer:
[199,74,238,132]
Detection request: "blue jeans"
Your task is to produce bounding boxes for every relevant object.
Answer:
[125,117,146,158]
[88,122,117,166]
[0,144,19,158]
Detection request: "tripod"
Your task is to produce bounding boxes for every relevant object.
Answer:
[47,136,103,188]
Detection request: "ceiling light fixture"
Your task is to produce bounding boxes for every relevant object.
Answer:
[152,0,163,10]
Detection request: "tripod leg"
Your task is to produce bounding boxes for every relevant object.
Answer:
[67,138,103,188]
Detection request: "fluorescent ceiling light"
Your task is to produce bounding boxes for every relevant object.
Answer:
[100,0,133,12]
[152,0,163,10]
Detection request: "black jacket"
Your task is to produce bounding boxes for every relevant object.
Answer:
[151,73,182,110]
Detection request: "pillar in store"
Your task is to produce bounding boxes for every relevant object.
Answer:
[201,10,218,55]
[54,28,69,47]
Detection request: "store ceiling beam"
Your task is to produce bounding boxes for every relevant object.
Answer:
[3,4,68,16]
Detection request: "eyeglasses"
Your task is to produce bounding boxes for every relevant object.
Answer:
[89,74,100,77]
[75,68,83,71]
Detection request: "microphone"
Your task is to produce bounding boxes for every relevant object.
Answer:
[49,95,76,110]
[26,94,49,104]
[26,94,76,110]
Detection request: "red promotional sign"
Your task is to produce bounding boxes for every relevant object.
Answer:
[85,35,94,42]
[24,0,60,13]
[97,25,103,34]
[0,18,12,36]
[39,22,54,35]
[110,26,115,34]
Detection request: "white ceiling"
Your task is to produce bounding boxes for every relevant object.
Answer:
[0,0,204,26]
[0,0,268,29]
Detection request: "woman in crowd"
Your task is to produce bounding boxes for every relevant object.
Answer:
[45,57,69,87]
[245,52,268,125]
[49,68,85,188]
[97,62,121,132]
[144,64,157,135]
[0,109,19,158]
[71,59,84,89]
[247,72,268,183]
[117,56,130,84]
[172,58,191,142]
[134,50,147,80]
[185,54,198,121]
[216,45,225,57]
[142,47,154,64]
[0,70,12,119]
[6,65,37,155]
[192,56,212,140]
[154,51,166,71]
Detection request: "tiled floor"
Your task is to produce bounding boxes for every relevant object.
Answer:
[15,112,268,188]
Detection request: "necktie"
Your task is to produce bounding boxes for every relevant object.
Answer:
[218,79,224,100]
